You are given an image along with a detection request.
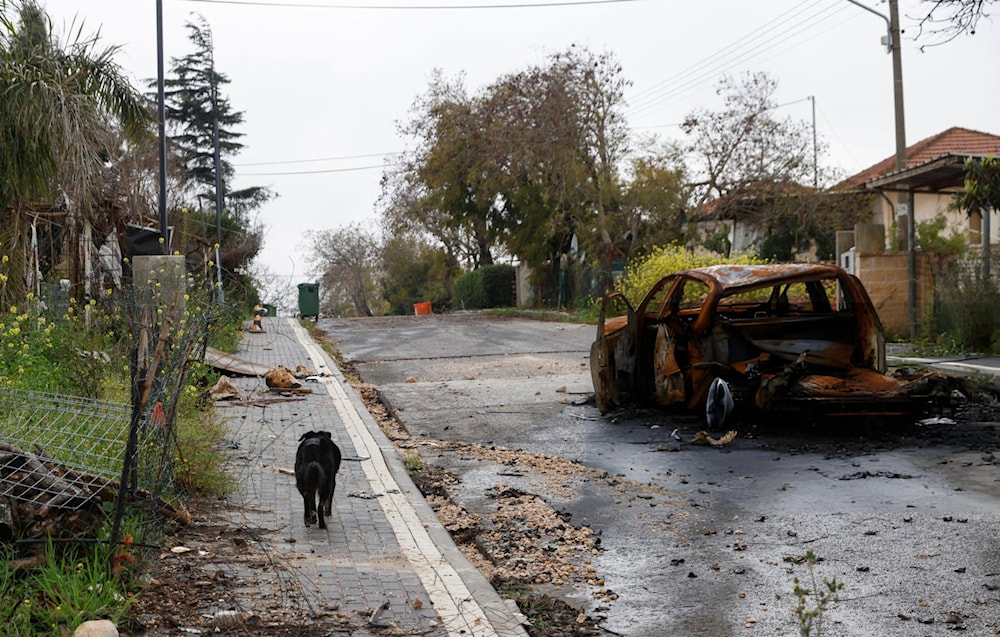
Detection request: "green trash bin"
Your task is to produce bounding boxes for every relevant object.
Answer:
[297,282,319,319]
[261,303,277,318]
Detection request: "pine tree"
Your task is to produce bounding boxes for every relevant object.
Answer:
[155,16,273,297]
[159,16,272,217]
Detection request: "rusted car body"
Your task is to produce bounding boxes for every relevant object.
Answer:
[590,263,926,423]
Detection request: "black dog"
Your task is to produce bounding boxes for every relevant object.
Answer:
[294,431,342,530]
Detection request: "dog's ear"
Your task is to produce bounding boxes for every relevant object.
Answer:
[298,431,315,442]
[319,431,332,439]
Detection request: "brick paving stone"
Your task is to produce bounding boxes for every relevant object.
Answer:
[210,316,527,637]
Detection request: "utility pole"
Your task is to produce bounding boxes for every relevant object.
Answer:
[809,95,818,188]
[846,0,912,337]
[207,25,226,304]
[156,0,168,253]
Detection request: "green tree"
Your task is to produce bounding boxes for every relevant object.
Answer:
[620,143,689,257]
[0,0,151,306]
[382,71,499,271]
[553,46,630,284]
[383,46,631,300]
[380,233,450,315]
[483,62,585,277]
[496,47,630,287]
[157,17,272,296]
[952,155,1000,280]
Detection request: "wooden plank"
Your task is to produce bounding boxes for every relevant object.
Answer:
[203,347,270,377]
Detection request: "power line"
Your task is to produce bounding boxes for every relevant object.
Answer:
[628,0,818,109]
[184,0,640,9]
[237,162,402,176]
[234,151,400,167]
[626,0,850,121]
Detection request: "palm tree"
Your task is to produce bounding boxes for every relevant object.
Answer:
[0,0,152,306]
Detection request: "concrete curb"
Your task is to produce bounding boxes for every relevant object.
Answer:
[293,320,529,637]
[888,354,1000,380]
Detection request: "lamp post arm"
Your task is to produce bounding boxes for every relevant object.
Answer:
[844,0,892,52]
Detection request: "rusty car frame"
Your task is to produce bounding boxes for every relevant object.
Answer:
[590,263,931,425]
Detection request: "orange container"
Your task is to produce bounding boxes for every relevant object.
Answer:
[413,301,432,316]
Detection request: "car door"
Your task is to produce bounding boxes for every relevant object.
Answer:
[590,291,635,414]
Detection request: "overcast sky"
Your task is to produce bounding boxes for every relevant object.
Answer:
[39,0,1000,287]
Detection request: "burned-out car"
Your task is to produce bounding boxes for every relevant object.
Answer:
[590,263,930,424]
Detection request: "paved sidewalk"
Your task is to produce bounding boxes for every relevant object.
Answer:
[216,316,527,636]
[888,353,1000,380]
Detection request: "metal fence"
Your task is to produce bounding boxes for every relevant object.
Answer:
[0,388,132,510]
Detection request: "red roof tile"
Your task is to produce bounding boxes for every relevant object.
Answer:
[836,127,1000,190]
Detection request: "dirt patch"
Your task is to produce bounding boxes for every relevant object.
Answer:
[129,499,407,636]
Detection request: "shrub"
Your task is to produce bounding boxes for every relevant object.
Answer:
[0,296,128,397]
[931,262,1000,353]
[453,269,485,310]
[481,264,515,308]
[618,244,767,306]
[453,265,516,310]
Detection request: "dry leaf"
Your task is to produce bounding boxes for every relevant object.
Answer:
[690,430,738,446]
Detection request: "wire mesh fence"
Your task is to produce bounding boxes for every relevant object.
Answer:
[0,388,131,510]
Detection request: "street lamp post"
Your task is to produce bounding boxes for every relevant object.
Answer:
[846,0,914,337]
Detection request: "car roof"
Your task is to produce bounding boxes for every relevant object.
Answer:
[682,263,845,292]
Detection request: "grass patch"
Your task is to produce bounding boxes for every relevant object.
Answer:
[483,307,597,324]
[0,538,137,635]
[402,450,424,471]
[173,396,234,497]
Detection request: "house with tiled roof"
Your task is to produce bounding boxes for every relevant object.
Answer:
[834,126,1000,339]
[837,126,1000,248]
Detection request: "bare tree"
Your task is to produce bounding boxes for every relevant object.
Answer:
[912,0,996,45]
[306,223,383,317]
[679,72,869,260]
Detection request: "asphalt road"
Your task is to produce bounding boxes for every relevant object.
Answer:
[320,312,1000,637]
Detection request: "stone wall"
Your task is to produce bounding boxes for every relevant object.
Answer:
[854,251,935,338]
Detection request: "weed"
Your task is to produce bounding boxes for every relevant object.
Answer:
[173,393,235,497]
[495,582,556,631]
[0,539,134,635]
[403,450,424,472]
[790,550,843,637]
